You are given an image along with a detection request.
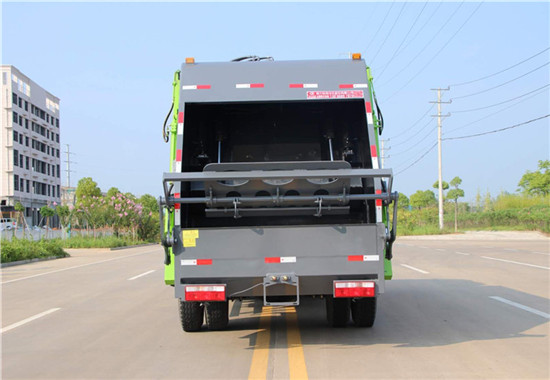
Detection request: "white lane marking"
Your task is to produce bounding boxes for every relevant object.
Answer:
[128,270,155,281]
[481,256,550,270]
[435,248,446,252]
[490,296,550,319]
[532,251,550,256]
[2,250,156,285]
[454,251,470,256]
[1,308,61,334]
[400,264,429,274]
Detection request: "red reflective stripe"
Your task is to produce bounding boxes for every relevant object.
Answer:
[265,257,281,263]
[250,83,264,88]
[289,84,303,88]
[197,85,211,90]
[178,112,184,123]
[334,287,375,298]
[370,145,377,158]
[174,193,181,210]
[197,259,212,265]
[339,84,353,89]
[365,101,372,113]
[176,149,182,162]
[376,189,382,207]
[348,255,364,261]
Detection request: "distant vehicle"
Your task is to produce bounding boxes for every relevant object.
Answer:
[0,218,17,231]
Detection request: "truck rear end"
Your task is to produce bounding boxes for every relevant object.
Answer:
[159,55,398,331]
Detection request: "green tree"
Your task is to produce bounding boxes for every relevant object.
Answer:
[75,177,102,203]
[447,176,465,232]
[433,180,449,201]
[138,194,159,214]
[518,160,550,196]
[410,190,437,209]
[40,205,55,238]
[397,192,410,209]
[106,187,121,199]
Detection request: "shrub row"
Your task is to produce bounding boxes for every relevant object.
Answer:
[1,239,69,263]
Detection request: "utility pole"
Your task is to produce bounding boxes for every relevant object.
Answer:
[380,139,390,168]
[64,144,76,188]
[430,88,451,230]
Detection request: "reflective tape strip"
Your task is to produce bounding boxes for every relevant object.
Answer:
[236,83,264,89]
[174,193,180,210]
[376,189,383,207]
[375,189,383,222]
[175,161,182,172]
[178,112,184,123]
[174,209,180,225]
[181,259,213,266]
[365,102,372,113]
[176,149,182,162]
[339,83,369,89]
[366,113,374,124]
[348,255,379,262]
[182,85,211,90]
[370,145,378,158]
[177,123,183,135]
[289,83,318,88]
[265,256,297,263]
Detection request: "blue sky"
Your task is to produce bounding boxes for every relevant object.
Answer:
[2,1,549,201]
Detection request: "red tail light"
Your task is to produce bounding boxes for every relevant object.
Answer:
[184,285,226,301]
[333,281,375,298]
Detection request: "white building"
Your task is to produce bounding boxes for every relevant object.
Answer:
[1,65,61,227]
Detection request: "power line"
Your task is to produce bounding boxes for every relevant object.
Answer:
[452,83,550,113]
[444,85,548,135]
[378,1,465,88]
[363,1,396,56]
[370,1,408,65]
[383,1,483,103]
[442,114,549,141]
[388,104,435,141]
[449,47,550,87]
[451,61,550,100]
[395,142,438,175]
[377,1,429,79]
[391,119,436,150]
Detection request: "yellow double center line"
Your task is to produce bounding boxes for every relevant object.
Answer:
[248,306,308,380]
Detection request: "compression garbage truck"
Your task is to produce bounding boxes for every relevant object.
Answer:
[159,54,398,332]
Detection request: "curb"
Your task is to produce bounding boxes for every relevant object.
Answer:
[110,243,159,251]
[1,255,69,268]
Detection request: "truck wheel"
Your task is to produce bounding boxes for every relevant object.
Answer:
[351,298,377,327]
[205,301,229,330]
[326,296,350,327]
[179,300,204,332]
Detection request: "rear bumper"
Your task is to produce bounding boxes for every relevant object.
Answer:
[172,223,387,299]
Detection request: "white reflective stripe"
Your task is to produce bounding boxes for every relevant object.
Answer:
[181,259,197,265]
[174,209,180,226]
[236,83,251,89]
[366,113,373,124]
[303,83,318,88]
[182,85,198,90]
[280,256,297,263]
[376,206,382,222]
[372,156,379,169]
[175,161,182,172]
[363,255,379,261]
[186,285,225,292]
[335,281,374,288]
[353,83,369,88]
[177,123,183,135]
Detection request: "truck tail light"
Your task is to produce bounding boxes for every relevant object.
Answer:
[184,285,226,301]
[333,281,375,298]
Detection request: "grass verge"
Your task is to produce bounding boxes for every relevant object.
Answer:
[1,238,69,263]
[59,236,155,248]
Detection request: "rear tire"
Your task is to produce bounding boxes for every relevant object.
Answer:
[326,296,350,327]
[351,297,377,327]
[179,300,204,332]
[205,301,229,330]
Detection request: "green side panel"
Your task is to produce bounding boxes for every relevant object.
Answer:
[164,70,180,286]
[384,258,393,280]
[164,247,175,285]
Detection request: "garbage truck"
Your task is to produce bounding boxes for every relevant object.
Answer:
[159,54,398,332]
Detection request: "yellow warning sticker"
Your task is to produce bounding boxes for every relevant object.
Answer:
[182,230,199,247]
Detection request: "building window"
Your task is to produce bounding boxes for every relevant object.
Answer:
[19,134,23,144]
[48,185,51,196]
[57,185,60,198]
[18,98,22,108]
[24,101,28,111]
[14,150,19,166]
[13,111,18,124]
[47,146,50,155]
[19,154,23,167]
[56,119,59,128]
[14,175,19,191]
[56,134,59,143]
[26,180,30,193]
[20,178,24,192]
[13,130,18,143]
[25,156,29,169]
[25,136,29,147]
[47,130,50,139]
[57,164,60,178]
[56,149,60,158]
[12,92,17,105]
[25,119,29,129]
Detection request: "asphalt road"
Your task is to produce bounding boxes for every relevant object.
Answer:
[2,236,549,379]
